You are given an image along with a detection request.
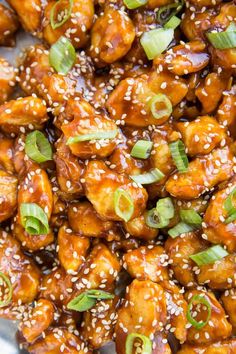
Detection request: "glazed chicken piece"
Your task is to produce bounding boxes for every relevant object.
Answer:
[177,338,236,354]
[81,297,118,349]
[20,299,54,343]
[165,232,208,288]
[61,99,118,159]
[187,0,222,6]
[185,290,232,345]
[0,169,17,222]
[195,73,229,114]
[115,279,168,354]
[217,87,236,139]
[43,0,94,48]
[40,267,73,307]
[176,116,226,156]
[0,135,15,173]
[159,41,210,76]
[54,136,84,199]
[123,212,158,240]
[0,97,48,134]
[13,166,54,251]
[197,254,236,290]
[166,146,235,200]
[147,0,173,9]
[69,243,121,297]
[84,160,148,221]
[68,201,120,241]
[58,224,90,272]
[0,4,19,46]
[203,179,236,253]
[0,231,40,306]
[106,73,187,127]
[28,328,91,354]
[123,245,169,282]
[0,58,16,105]
[221,288,236,332]
[89,6,135,66]
[161,280,188,343]
[6,0,42,35]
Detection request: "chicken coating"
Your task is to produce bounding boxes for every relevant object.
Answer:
[54,136,84,199]
[6,0,42,35]
[106,74,187,127]
[221,288,236,332]
[177,116,226,156]
[161,41,210,76]
[166,146,235,200]
[40,267,73,307]
[20,299,54,343]
[217,87,236,139]
[177,339,236,354]
[123,245,169,282]
[13,166,54,250]
[185,290,232,345]
[197,254,236,290]
[187,0,222,7]
[165,232,208,288]
[81,297,118,349]
[181,9,215,42]
[0,136,15,173]
[0,97,48,134]
[0,58,16,105]
[28,328,91,354]
[161,280,188,343]
[195,73,229,114]
[68,201,120,241]
[58,224,90,272]
[0,169,17,222]
[115,279,167,354]
[61,99,118,159]
[69,243,121,297]
[89,6,135,66]
[84,160,148,221]
[123,212,158,240]
[203,179,236,253]
[0,4,19,47]
[0,231,40,305]
[43,0,94,48]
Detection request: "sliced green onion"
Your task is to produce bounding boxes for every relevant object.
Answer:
[169,140,188,173]
[157,0,184,25]
[140,28,174,60]
[126,333,152,354]
[149,93,172,120]
[156,197,174,220]
[114,188,134,222]
[123,0,148,9]
[168,222,195,238]
[225,212,236,224]
[20,203,49,235]
[25,131,52,163]
[131,168,164,185]
[67,290,114,312]
[0,273,13,308]
[206,23,236,50]
[187,294,211,330]
[67,130,117,145]
[145,208,170,229]
[130,140,153,159]
[50,0,73,30]
[84,290,114,300]
[67,293,96,312]
[164,16,181,30]
[49,36,76,75]
[189,245,229,266]
[180,209,202,226]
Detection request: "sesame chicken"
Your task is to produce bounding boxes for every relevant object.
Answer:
[1,0,236,352]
